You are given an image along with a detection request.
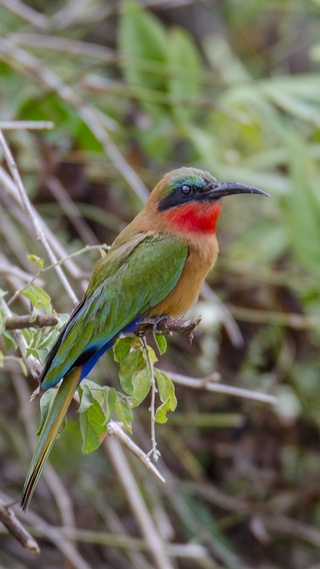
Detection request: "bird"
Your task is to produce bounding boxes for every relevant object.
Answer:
[21,167,268,509]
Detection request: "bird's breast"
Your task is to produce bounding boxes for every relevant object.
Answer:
[148,233,219,318]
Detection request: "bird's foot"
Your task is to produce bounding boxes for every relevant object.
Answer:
[136,315,171,336]
[136,315,202,344]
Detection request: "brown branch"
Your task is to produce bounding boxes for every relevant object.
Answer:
[136,315,202,344]
[5,314,59,330]
[0,499,40,554]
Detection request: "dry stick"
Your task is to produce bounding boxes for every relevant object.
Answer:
[201,281,243,348]
[108,421,165,483]
[0,130,78,305]
[0,496,92,569]
[0,0,50,31]
[169,371,276,405]
[104,436,175,569]
[47,176,99,246]
[0,166,84,285]
[0,203,39,272]
[0,498,39,554]
[0,121,54,130]
[11,33,117,65]
[228,303,320,330]
[0,37,149,203]
[264,514,320,551]
[5,314,59,330]
[0,509,208,562]
[0,298,41,380]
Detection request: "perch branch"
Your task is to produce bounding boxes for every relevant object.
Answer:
[5,314,59,330]
[0,498,39,554]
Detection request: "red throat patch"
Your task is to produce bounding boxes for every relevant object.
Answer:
[162,201,222,234]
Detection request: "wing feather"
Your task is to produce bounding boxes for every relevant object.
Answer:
[41,234,188,390]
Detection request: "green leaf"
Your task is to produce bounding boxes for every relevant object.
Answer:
[0,351,3,367]
[282,133,320,273]
[154,333,167,356]
[27,253,44,270]
[119,0,168,116]
[79,397,107,454]
[78,380,117,453]
[154,369,177,424]
[22,285,53,314]
[119,348,145,396]
[1,330,17,352]
[131,368,152,407]
[113,336,139,363]
[115,395,133,432]
[167,26,202,123]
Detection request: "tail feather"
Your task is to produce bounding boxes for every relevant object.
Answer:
[21,367,81,510]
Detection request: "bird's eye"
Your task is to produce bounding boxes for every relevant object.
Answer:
[180,184,192,196]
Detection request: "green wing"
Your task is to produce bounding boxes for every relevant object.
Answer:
[41,233,188,390]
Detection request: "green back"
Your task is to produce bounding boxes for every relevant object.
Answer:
[41,233,188,389]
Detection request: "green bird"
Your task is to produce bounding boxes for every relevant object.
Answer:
[21,167,267,509]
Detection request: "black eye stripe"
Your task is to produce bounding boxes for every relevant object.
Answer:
[158,182,211,211]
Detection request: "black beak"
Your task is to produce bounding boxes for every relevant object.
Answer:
[207,181,269,200]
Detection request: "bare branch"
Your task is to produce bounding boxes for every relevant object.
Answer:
[0,297,41,380]
[0,121,54,130]
[104,436,175,569]
[0,130,78,304]
[0,498,40,554]
[0,166,84,285]
[0,37,149,203]
[168,371,277,405]
[107,421,165,484]
[0,0,50,31]
[5,314,59,330]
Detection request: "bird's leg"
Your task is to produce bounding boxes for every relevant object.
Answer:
[136,315,202,344]
[135,315,170,336]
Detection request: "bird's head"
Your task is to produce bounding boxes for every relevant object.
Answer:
[149,167,268,234]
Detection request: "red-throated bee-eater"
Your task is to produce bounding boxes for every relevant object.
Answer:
[21,167,267,509]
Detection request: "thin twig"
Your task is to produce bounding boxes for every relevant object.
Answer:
[47,176,99,245]
[228,303,320,330]
[0,0,50,31]
[168,371,277,405]
[0,498,39,554]
[104,436,175,569]
[201,282,244,347]
[8,497,92,569]
[0,297,41,380]
[0,130,78,305]
[0,121,54,130]
[0,166,84,285]
[140,336,160,462]
[7,243,105,307]
[108,421,165,483]
[0,37,149,203]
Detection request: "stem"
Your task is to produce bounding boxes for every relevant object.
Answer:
[140,336,160,462]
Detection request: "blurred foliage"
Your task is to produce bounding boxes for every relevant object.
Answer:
[1,1,320,568]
